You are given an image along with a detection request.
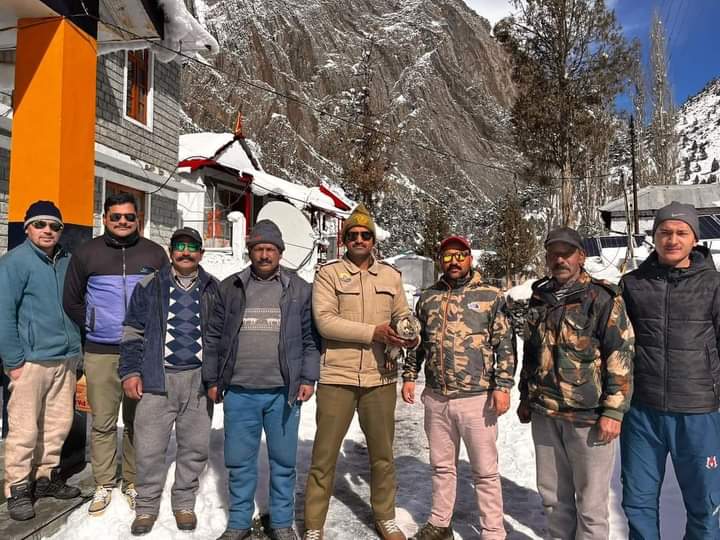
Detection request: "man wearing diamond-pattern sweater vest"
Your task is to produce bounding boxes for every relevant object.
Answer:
[119,227,219,535]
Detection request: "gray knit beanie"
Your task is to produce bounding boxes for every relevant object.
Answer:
[652,201,699,240]
[246,219,285,251]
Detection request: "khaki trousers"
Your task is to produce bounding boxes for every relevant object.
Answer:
[84,352,137,486]
[4,358,78,497]
[531,413,616,540]
[304,383,397,529]
[422,389,506,539]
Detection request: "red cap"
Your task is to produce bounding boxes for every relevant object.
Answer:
[438,235,471,253]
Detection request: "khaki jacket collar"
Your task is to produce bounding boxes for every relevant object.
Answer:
[342,254,379,275]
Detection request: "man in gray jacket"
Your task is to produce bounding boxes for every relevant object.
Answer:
[204,220,320,540]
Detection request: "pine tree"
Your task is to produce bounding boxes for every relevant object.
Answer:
[338,37,397,211]
[491,187,538,286]
[502,0,636,226]
[647,11,680,184]
[418,203,450,258]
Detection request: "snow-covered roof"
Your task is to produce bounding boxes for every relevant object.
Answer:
[249,169,338,213]
[98,0,219,63]
[600,184,720,214]
[179,131,343,214]
[179,132,257,172]
[179,131,392,239]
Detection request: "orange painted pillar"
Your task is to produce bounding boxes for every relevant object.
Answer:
[8,16,97,250]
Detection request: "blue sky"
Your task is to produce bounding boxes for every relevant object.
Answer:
[466,0,720,106]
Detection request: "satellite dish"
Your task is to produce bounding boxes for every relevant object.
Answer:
[256,201,317,282]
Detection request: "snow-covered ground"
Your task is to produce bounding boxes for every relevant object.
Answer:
[47,349,685,539]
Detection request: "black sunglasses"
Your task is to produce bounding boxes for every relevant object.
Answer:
[31,220,63,232]
[345,231,374,242]
[172,241,202,253]
[108,212,137,222]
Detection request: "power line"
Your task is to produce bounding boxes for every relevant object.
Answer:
[667,0,691,66]
[666,0,684,51]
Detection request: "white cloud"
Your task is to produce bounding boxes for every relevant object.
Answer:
[465,0,515,25]
[465,0,620,27]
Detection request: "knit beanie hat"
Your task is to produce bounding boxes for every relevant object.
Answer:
[652,201,699,240]
[247,219,285,251]
[341,203,376,239]
[24,200,63,229]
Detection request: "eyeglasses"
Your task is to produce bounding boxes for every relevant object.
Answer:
[345,231,374,242]
[31,220,63,232]
[108,213,137,222]
[441,251,469,263]
[172,241,202,253]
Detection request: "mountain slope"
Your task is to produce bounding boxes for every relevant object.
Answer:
[677,78,720,184]
[182,0,518,252]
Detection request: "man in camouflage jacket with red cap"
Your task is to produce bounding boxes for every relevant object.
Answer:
[518,227,634,540]
[402,235,515,540]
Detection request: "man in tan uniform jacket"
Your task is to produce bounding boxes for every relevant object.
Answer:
[303,204,415,540]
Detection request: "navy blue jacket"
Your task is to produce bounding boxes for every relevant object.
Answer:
[202,266,320,405]
[118,264,219,394]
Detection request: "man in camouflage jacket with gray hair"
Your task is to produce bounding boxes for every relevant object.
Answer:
[518,227,634,540]
[402,235,515,540]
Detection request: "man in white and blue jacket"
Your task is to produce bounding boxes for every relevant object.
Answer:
[119,227,219,536]
[0,201,82,521]
[204,220,320,540]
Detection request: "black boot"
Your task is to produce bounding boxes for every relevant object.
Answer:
[8,483,35,521]
[34,469,81,500]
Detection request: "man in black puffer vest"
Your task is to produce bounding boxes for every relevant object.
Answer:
[621,201,720,539]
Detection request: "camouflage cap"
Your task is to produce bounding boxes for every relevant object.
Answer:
[341,203,376,239]
[544,227,584,251]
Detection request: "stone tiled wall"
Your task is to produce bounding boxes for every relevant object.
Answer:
[147,193,179,247]
[0,155,178,252]
[95,51,181,173]
[0,50,183,254]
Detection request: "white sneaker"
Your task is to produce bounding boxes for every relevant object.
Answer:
[123,482,137,509]
[88,485,113,516]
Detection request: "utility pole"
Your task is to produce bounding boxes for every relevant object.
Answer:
[621,170,634,272]
[630,115,640,235]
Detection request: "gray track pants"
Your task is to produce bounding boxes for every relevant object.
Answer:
[531,413,617,540]
[133,368,213,515]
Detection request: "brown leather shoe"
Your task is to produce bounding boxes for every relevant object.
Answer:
[131,514,157,536]
[375,519,407,540]
[174,509,198,531]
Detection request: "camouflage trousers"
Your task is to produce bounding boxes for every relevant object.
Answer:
[531,413,616,540]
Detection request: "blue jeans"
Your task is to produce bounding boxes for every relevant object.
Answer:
[223,387,301,530]
[621,404,720,540]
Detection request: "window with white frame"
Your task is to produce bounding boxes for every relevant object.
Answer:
[124,49,154,129]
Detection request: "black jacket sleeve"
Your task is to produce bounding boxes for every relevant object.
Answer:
[202,281,227,389]
[299,282,321,385]
[119,276,151,381]
[63,250,88,329]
